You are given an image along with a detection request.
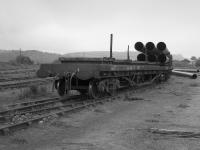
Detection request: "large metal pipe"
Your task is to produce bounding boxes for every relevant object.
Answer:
[148,54,157,62]
[137,53,157,62]
[137,53,146,61]
[134,42,145,53]
[145,42,161,56]
[156,42,170,56]
[110,34,113,58]
[158,54,167,63]
[172,70,197,79]
[145,42,155,51]
[173,68,200,73]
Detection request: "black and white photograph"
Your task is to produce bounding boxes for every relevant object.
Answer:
[0,0,200,149]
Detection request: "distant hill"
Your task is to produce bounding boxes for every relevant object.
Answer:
[0,50,61,64]
[0,49,185,64]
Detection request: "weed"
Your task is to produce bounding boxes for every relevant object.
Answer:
[18,85,48,99]
[190,83,199,87]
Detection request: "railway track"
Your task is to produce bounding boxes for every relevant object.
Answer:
[0,80,159,135]
[0,76,36,82]
[0,77,54,90]
[0,68,37,75]
[0,95,86,119]
[0,94,107,135]
[0,97,60,117]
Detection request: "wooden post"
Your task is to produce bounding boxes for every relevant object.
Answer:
[110,34,113,58]
[127,45,130,60]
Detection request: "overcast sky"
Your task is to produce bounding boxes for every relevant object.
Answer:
[0,0,200,58]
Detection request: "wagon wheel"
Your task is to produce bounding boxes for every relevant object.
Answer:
[107,83,117,96]
[88,80,102,99]
[78,89,88,95]
[165,73,170,81]
[57,79,68,96]
[57,80,65,96]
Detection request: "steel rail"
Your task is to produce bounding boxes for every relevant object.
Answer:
[0,98,107,135]
[0,95,83,117]
[6,97,60,108]
[3,99,93,123]
[0,77,54,90]
[0,69,37,75]
[0,76,36,83]
[0,99,61,117]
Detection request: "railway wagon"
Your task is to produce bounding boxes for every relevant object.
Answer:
[37,35,173,98]
[37,57,172,98]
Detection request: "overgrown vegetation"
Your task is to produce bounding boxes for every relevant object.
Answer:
[190,56,200,67]
[190,83,200,87]
[173,56,200,68]
[173,60,194,68]
[181,59,190,63]
[16,55,34,65]
[52,59,61,64]
[195,59,200,67]
[19,85,48,99]
[10,55,34,65]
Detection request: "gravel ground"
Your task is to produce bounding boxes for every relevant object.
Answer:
[0,76,200,150]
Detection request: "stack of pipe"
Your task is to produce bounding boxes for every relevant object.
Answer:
[135,41,172,63]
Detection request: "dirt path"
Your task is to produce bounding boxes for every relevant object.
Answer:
[0,76,200,150]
